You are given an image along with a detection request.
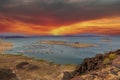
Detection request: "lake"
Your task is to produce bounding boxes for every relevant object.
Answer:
[3,36,120,64]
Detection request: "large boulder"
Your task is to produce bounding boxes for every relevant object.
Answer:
[16,62,29,69]
[16,62,39,70]
[115,49,120,55]
[75,54,104,75]
[0,68,17,80]
[62,72,71,80]
[112,56,120,68]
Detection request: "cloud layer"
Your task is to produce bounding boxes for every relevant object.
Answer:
[0,0,120,35]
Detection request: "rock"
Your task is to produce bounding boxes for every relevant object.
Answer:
[110,69,119,76]
[85,75,95,80]
[62,72,71,80]
[95,54,104,60]
[118,72,120,76]
[16,62,29,69]
[16,62,39,70]
[115,50,120,55]
[71,76,84,80]
[0,68,17,80]
[112,56,120,68]
[23,64,39,71]
[74,54,104,75]
[71,49,120,80]
[105,74,115,80]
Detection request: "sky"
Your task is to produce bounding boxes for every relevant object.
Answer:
[0,0,120,35]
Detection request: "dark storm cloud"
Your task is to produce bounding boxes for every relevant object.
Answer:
[0,0,120,26]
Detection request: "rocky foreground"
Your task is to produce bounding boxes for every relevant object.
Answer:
[62,49,120,80]
[0,40,76,80]
[0,54,76,80]
[0,50,120,80]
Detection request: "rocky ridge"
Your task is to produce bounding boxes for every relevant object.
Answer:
[70,49,120,80]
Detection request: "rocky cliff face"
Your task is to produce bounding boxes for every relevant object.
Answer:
[74,54,104,75]
[70,49,120,80]
[71,65,120,80]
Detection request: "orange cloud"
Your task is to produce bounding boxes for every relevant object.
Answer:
[0,15,120,35]
[50,17,120,35]
[0,15,55,35]
[0,0,120,36]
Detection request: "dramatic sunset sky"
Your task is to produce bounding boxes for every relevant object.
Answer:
[0,0,120,35]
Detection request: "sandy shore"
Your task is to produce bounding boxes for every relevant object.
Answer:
[0,40,13,53]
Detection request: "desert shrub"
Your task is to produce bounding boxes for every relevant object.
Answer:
[103,58,111,65]
[109,53,117,60]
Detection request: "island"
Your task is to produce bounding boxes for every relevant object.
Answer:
[38,40,98,48]
[101,38,112,42]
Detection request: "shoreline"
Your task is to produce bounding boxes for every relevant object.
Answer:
[1,53,77,65]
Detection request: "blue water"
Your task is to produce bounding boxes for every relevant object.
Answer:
[3,36,120,64]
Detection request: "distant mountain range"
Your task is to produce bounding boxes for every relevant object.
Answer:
[0,33,29,38]
[0,36,29,38]
[63,34,105,37]
[0,33,118,38]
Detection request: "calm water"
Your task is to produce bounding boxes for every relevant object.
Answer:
[3,36,120,64]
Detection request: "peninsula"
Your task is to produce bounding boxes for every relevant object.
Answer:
[0,39,13,53]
